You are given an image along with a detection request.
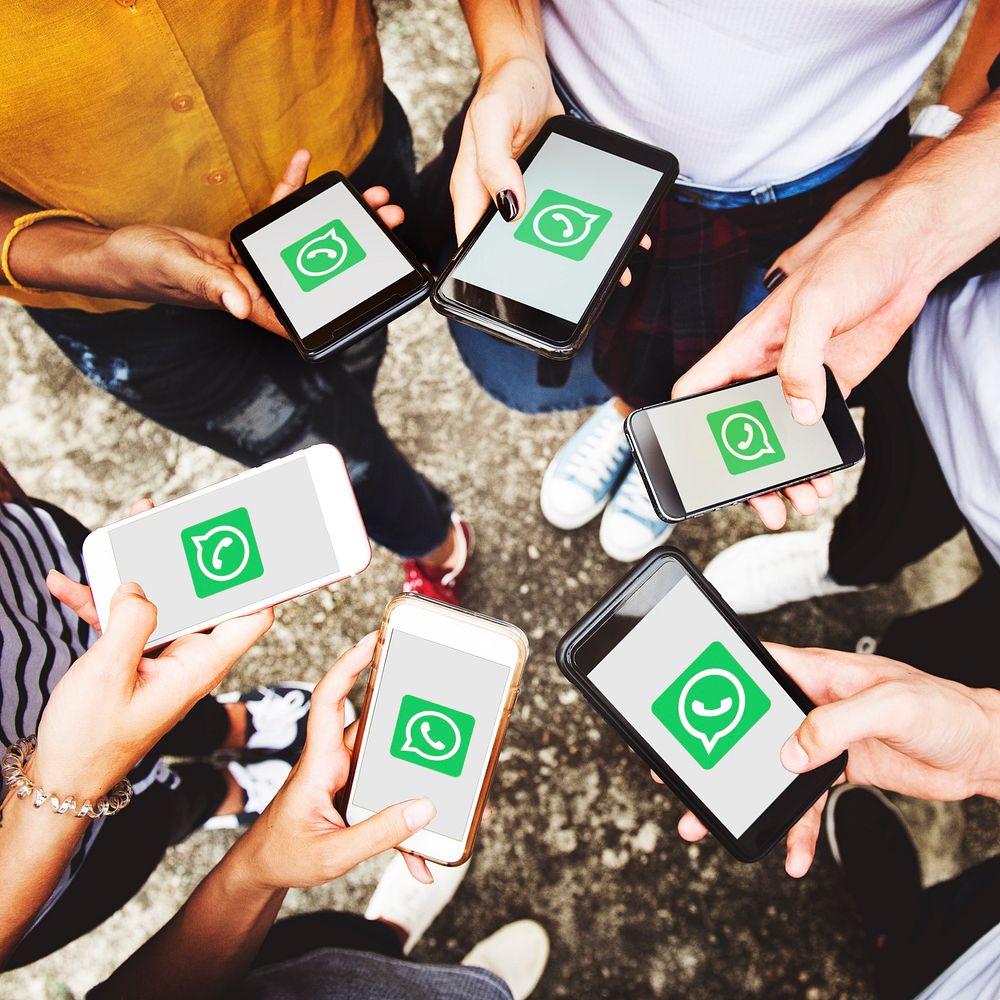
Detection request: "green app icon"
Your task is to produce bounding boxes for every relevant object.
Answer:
[651,641,771,769]
[514,188,612,261]
[279,218,366,292]
[706,399,786,475]
[180,507,264,599]
[389,694,476,778]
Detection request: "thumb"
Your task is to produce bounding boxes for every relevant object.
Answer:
[170,251,251,319]
[468,95,528,222]
[329,798,436,874]
[776,287,834,425]
[87,582,157,671]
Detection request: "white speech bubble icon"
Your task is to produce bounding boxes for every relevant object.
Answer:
[720,412,776,462]
[400,710,462,761]
[192,525,251,582]
[532,204,601,248]
[296,228,350,277]
[678,668,746,755]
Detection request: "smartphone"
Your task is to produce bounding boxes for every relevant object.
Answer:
[82,445,371,651]
[626,368,865,522]
[557,548,846,862]
[342,595,527,865]
[432,115,678,360]
[231,171,431,362]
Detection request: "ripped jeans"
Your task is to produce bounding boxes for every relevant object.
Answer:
[28,309,452,558]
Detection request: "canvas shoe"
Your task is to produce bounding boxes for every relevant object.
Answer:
[462,920,550,1000]
[599,463,674,562]
[402,515,474,607]
[203,758,291,830]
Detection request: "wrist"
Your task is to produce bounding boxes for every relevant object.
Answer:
[26,748,126,805]
[220,827,286,898]
[6,219,113,294]
[974,688,1000,799]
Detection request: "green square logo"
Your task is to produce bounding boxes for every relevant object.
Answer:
[389,694,476,778]
[180,507,264,599]
[279,218,366,292]
[651,641,771,769]
[706,399,786,475]
[514,188,612,261]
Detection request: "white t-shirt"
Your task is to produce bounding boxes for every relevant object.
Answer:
[542,0,967,189]
[914,921,1000,1000]
[909,272,1000,566]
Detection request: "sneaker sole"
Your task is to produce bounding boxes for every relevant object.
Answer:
[598,514,673,563]
[539,459,615,531]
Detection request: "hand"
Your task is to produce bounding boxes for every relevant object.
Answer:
[668,644,1000,877]
[234,633,437,891]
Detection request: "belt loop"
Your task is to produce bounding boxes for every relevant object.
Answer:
[751,184,776,205]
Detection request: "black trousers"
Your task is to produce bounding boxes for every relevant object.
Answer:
[827,339,999,686]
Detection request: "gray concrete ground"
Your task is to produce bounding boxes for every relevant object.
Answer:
[2,3,997,998]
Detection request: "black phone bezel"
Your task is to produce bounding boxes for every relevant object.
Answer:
[231,171,431,363]
[431,115,679,360]
[625,367,865,522]
[556,547,847,863]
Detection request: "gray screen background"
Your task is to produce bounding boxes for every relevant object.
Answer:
[241,182,412,338]
[648,375,844,513]
[353,630,510,840]
[452,132,663,322]
[109,457,337,644]
[589,576,804,837]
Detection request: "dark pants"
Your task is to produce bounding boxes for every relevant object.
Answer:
[877,855,1000,1000]
[27,89,452,559]
[253,911,404,969]
[8,697,230,969]
[828,339,999,686]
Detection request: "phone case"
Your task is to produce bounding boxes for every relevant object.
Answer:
[341,594,528,866]
[556,546,845,862]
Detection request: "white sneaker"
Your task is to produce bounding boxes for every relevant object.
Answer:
[599,463,674,562]
[704,528,858,616]
[462,920,550,1000]
[364,853,471,955]
[540,400,631,530]
[203,758,291,830]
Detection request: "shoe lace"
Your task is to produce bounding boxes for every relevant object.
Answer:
[612,468,657,524]
[562,409,629,492]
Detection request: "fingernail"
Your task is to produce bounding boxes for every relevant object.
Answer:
[788,396,818,424]
[763,268,786,292]
[495,189,519,222]
[403,797,436,831]
[221,291,240,315]
[781,736,809,772]
[117,581,145,597]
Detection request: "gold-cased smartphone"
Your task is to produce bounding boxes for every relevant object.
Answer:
[341,594,527,865]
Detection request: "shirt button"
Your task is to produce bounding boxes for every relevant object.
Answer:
[171,94,194,113]
[206,170,227,186]
[116,0,137,8]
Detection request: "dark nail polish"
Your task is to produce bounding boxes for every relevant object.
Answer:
[763,268,787,292]
[495,189,519,222]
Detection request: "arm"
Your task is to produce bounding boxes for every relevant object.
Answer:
[93,634,436,1000]
[936,0,1000,115]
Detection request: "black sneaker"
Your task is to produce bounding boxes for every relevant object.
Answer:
[825,785,922,947]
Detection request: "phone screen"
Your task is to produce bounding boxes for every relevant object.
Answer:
[240,180,414,345]
[583,562,804,838]
[646,375,845,514]
[352,629,511,840]
[106,455,338,645]
[452,131,664,324]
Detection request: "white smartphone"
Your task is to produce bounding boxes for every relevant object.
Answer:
[82,445,371,651]
[342,595,527,865]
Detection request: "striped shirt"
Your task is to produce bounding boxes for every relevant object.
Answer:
[0,500,170,924]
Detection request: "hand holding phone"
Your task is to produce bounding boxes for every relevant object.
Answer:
[342,595,527,865]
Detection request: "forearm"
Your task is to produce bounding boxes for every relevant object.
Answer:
[92,837,285,1000]
[459,0,547,72]
[0,792,90,965]
[937,0,1000,113]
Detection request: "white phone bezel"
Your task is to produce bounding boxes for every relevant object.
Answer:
[344,599,520,864]
[81,444,371,651]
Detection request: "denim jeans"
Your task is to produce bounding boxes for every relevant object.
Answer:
[27,90,452,558]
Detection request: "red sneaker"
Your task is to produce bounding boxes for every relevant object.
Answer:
[401,515,474,606]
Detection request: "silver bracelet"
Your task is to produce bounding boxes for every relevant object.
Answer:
[0,736,132,822]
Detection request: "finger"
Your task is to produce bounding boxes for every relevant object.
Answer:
[326,798,436,877]
[129,498,154,516]
[748,493,788,530]
[298,632,378,787]
[400,851,434,884]
[639,233,652,251]
[620,267,632,288]
[375,204,405,231]
[468,95,528,220]
[269,149,311,205]
[343,719,360,754]
[650,768,664,784]
[777,289,835,425]
[87,582,158,670]
[677,811,710,842]
[169,251,252,320]
[784,796,825,878]
[812,474,835,499]
[46,569,100,628]
[362,186,391,210]
[451,119,493,242]
[781,481,820,517]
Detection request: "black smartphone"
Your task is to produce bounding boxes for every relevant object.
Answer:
[231,171,431,362]
[625,367,864,522]
[432,115,678,360]
[557,548,846,862]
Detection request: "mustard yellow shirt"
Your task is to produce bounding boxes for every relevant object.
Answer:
[0,1,384,312]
